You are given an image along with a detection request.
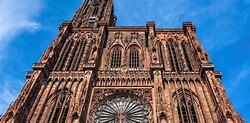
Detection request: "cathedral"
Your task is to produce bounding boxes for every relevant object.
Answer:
[0,0,244,123]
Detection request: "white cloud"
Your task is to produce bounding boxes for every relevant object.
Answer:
[227,62,250,93]
[0,89,17,114]
[116,0,249,52]
[235,66,248,85]
[0,0,43,115]
[0,0,43,61]
[0,76,24,114]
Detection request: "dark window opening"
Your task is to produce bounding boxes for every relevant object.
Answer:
[47,95,70,123]
[88,21,94,27]
[88,17,96,27]
[177,96,198,123]
[166,43,175,71]
[182,42,192,71]
[111,48,121,68]
[129,48,139,68]
[57,41,73,70]
[92,5,99,16]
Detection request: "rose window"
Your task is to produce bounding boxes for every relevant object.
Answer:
[91,96,150,123]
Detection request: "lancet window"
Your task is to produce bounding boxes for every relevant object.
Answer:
[181,42,193,71]
[73,40,86,70]
[177,93,198,123]
[166,39,180,71]
[54,38,87,71]
[129,47,139,68]
[55,40,73,71]
[88,17,96,27]
[111,47,122,68]
[92,5,99,16]
[47,94,70,123]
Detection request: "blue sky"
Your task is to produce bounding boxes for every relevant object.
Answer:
[0,0,249,121]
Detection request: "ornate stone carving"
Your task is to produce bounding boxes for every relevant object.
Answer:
[89,88,153,122]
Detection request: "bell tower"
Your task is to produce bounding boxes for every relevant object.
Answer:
[0,0,244,123]
[72,0,116,28]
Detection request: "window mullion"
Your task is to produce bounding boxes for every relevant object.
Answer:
[188,82,198,123]
[136,50,139,68]
[130,50,131,68]
[133,51,135,68]
[181,103,189,123]
[117,50,119,68]
[111,51,115,68]
[167,43,174,71]
[115,50,118,68]
[47,102,56,123]
[49,95,61,123]
[59,96,69,123]
[118,50,121,67]
[182,88,191,123]
[111,49,122,68]
[114,50,117,68]
[133,50,135,68]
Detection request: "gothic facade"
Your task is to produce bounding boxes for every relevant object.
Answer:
[0,0,244,123]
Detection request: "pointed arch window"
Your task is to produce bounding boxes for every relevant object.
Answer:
[177,96,198,123]
[166,39,180,72]
[181,42,193,71]
[111,48,121,68]
[129,48,139,68]
[88,17,96,27]
[47,94,70,123]
[160,112,167,123]
[166,43,175,71]
[92,5,99,16]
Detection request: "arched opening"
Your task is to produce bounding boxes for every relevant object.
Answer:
[90,93,151,122]
[47,94,71,123]
[181,42,193,71]
[129,47,139,68]
[71,112,79,123]
[173,89,199,123]
[160,112,167,123]
[166,39,180,72]
[226,112,234,123]
[111,47,122,68]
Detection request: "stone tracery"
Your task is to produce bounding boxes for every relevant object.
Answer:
[89,88,153,122]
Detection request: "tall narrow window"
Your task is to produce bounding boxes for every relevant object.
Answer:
[177,96,198,123]
[88,17,96,27]
[171,43,180,71]
[57,41,73,70]
[60,102,70,122]
[166,39,180,72]
[182,42,192,71]
[190,103,198,123]
[167,44,175,71]
[129,48,139,68]
[47,94,70,123]
[66,41,79,71]
[111,48,121,68]
[92,5,99,16]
